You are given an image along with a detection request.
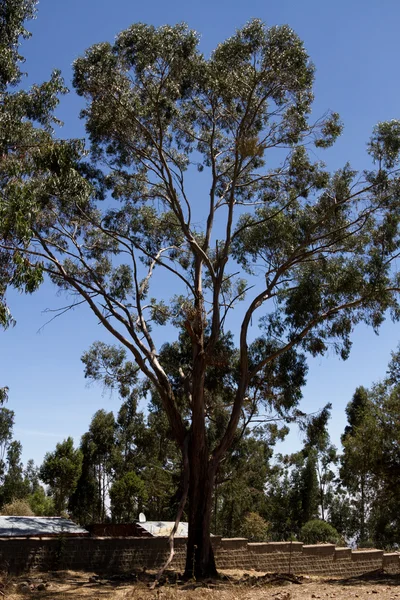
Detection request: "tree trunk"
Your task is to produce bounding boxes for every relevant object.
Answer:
[360,475,365,542]
[320,484,325,521]
[181,315,218,580]
[184,446,217,579]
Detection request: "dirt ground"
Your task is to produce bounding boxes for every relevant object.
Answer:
[3,570,400,600]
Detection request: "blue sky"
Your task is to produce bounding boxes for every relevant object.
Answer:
[3,0,400,466]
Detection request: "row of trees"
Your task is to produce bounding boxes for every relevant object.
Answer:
[2,342,400,550]
[2,0,400,576]
[0,391,53,516]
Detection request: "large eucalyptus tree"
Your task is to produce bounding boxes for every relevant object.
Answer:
[2,7,400,576]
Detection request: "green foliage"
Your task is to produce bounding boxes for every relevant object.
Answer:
[0,440,29,505]
[81,342,139,398]
[110,471,147,522]
[82,410,116,522]
[0,0,72,329]
[0,0,37,89]
[81,333,289,529]
[365,378,400,548]
[24,459,40,494]
[299,455,320,524]
[357,539,375,549]
[0,402,14,472]
[27,486,55,516]
[214,427,277,537]
[263,471,294,540]
[3,15,398,390]
[75,348,185,523]
[68,435,100,524]
[300,519,342,545]
[0,387,8,404]
[0,391,32,509]
[240,512,270,541]
[368,120,400,169]
[343,387,370,436]
[39,437,83,515]
[301,405,338,521]
[264,435,339,541]
[328,493,358,541]
[340,387,375,542]
[336,348,400,547]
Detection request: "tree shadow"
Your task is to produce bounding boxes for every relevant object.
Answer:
[325,570,400,588]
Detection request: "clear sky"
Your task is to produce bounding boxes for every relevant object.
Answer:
[2,0,400,466]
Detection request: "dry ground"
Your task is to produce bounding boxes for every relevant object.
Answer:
[3,570,400,600]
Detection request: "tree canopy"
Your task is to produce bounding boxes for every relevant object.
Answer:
[39,437,82,514]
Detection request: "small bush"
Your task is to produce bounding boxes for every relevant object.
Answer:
[0,499,34,516]
[28,487,55,516]
[240,512,270,542]
[300,519,342,545]
[357,539,375,549]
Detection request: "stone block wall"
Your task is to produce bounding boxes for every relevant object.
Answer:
[212,538,391,577]
[0,537,188,574]
[0,535,398,577]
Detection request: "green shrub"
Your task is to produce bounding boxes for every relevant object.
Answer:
[300,519,342,545]
[357,539,375,549]
[28,487,55,516]
[240,512,270,542]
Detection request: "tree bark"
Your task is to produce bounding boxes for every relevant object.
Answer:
[184,447,217,579]
[184,350,218,579]
[320,483,325,521]
[360,474,365,542]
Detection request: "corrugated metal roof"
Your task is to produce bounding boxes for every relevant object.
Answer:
[0,516,88,537]
[138,521,189,537]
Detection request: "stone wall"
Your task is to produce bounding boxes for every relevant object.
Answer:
[213,539,394,577]
[0,535,398,577]
[0,537,187,574]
